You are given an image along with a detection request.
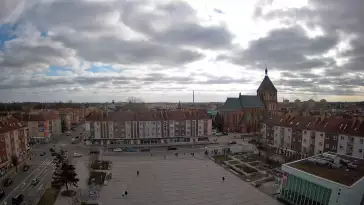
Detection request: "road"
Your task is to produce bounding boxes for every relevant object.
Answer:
[0,125,85,205]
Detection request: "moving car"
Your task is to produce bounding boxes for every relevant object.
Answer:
[73,153,83,157]
[113,148,123,152]
[31,178,39,186]
[125,148,136,152]
[167,146,177,151]
[12,194,24,205]
[23,165,30,172]
[228,141,237,144]
[141,148,150,152]
[3,177,12,187]
[0,189,4,198]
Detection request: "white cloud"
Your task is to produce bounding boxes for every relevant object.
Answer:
[0,0,363,102]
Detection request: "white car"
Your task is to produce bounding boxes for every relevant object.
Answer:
[73,153,83,157]
[113,148,123,152]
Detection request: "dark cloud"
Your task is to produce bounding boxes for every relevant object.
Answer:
[218,26,338,71]
[255,0,364,73]
[0,73,253,90]
[120,0,233,49]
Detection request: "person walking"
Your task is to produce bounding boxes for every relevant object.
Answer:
[137,170,139,176]
[222,176,225,182]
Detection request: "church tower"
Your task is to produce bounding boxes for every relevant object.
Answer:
[257,68,278,115]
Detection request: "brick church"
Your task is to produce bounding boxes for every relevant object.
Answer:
[219,69,277,133]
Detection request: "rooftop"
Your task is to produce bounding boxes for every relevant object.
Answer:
[264,113,364,137]
[98,154,282,205]
[287,152,364,186]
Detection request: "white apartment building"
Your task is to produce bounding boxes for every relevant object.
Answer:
[86,110,213,146]
[262,114,364,159]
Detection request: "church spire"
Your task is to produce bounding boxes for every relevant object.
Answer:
[265,64,268,76]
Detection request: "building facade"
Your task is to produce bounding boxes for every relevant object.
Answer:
[14,111,62,143]
[85,110,213,145]
[261,113,364,159]
[0,116,29,171]
[219,69,277,133]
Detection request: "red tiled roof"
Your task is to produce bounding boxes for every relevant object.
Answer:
[12,111,60,121]
[85,110,210,122]
[264,114,364,137]
[0,116,27,134]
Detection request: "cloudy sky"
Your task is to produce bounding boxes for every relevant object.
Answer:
[0,0,363,103]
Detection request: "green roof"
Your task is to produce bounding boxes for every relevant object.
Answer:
[220,95,264,111]
[207,110,218,116]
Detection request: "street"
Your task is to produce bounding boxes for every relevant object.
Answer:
[0,125,84,205]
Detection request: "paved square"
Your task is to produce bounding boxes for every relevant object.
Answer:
[100,154,283,205]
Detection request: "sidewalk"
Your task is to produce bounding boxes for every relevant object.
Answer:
[0,156,31,183]
[54,158,90,205]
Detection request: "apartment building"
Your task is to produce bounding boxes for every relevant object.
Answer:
[85,110,213,145]
[13,111,62,143]
[0,116,29,170]
[261,113,364,159]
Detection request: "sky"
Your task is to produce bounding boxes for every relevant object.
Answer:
[0,0,363,103]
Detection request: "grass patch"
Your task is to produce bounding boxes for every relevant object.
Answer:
[212,155,230,162]
[228,160,240,165]
[90,160,111,170]
[37,188,60,205]
[236,164,258,173]
[88,171,106,185]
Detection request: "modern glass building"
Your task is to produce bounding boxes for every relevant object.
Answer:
[280,173,332,205]
[279,152,364,205]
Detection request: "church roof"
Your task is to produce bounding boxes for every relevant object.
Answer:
[257,69,277,92]
[257,75,277,92]
[220,95,264,111]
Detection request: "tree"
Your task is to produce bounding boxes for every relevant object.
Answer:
[52,163,79,196]
[11,155,19,173]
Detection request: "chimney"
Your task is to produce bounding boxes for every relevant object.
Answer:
[351,116,357,129]
[358,117,363,126]
[320,114,325,124]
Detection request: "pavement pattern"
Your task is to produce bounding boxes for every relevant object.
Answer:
[98,154,283,205]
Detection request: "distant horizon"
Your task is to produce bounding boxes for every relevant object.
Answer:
[0,101,362,104]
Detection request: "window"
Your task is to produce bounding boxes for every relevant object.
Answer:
[320,133,323,137]
[333,145,336,149]
[334,136,337,140]
[326,136,329,140]
[325,144,329,148]
[340,145,343,150]
[360,139,364,144]
[319,142,323,146]
[304,131,307,134]
[340,136,345,140]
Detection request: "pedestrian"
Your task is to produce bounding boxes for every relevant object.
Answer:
[222,176,225,182]
[124,191,128,196]
[137,170,139,176]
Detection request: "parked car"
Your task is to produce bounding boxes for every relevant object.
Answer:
[49,148,55,152]
[0,189,4,198]
[40,152,46,156]
[23,165,30,172]
[125,148,136,152]
[3,177,12,187]
[167,146,177,151]
[141,148,150,152]
[31,178,39,186]
[73,153,83,157]
[51,152,57,156]
[228,141,237,144]
[12,194,24,205]
[113,148,123,152]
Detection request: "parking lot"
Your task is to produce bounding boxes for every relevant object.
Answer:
[96,153,282,205]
